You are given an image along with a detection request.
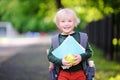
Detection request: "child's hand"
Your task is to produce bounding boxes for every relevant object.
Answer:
[72,54,82,66]
[62,56,72,67]
[48,62,53,71]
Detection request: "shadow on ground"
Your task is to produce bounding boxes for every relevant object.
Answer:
[0,44,50,80]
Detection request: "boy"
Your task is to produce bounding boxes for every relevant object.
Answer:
[48,8,93,80]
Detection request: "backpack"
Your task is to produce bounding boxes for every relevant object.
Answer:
[50,32,95,80]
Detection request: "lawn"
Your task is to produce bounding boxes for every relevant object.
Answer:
[90,46,120,80]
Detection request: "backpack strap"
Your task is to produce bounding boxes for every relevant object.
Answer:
[52,32,88,49]
[52,34,59,49]
[79,32,88,49]
[79,32,90,76]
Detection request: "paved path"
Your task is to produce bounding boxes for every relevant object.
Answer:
[0,43,51,80]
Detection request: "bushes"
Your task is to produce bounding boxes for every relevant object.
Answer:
[90,45,120,80]
[109,74,120,80]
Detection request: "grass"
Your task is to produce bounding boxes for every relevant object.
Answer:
[90,45,120,80]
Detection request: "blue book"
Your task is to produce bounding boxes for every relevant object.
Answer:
[52,35,85,59]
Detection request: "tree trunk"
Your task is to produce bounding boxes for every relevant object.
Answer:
[55,0,64,9]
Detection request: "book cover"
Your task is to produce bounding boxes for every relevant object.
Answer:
[52,35,85,59]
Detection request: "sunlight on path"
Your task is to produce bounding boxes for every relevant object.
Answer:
[0,36,51,47]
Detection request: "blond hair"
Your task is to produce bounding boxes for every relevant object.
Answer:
[54,8,80,27]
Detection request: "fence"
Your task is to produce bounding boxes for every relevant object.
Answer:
[85,13,120,62]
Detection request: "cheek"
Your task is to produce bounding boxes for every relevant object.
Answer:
[72,22,76,26]
[57,24,62,30]
[57,22,63,28]
[70,23,75,28]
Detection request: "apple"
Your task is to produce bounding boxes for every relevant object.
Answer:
[65,54,75,64]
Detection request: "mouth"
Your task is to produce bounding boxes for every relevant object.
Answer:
[63,27,70,30]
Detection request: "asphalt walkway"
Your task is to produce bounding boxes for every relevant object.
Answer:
[0,37,51,80]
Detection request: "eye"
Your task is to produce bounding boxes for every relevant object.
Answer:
[68,20,72,22]
[61,20,65,22]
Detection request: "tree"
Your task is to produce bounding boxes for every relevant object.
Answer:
[0,0,119,32]
[0,0,57,33]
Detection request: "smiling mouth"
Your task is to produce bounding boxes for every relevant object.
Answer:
[64,27,70,29]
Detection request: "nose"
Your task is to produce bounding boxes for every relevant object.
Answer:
[65,22,69,26]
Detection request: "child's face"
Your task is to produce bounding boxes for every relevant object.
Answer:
[56,14,75,35]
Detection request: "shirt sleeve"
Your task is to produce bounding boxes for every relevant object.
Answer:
[80,42,93,61]
[47,45,62,66]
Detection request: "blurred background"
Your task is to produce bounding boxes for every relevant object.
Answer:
[0,0,120,80]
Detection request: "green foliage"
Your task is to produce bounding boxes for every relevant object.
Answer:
[0,0,119,32]
[109,74,120,80]
[91,45,120,80]
[61,0,115,29]
[0,0,57,33]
